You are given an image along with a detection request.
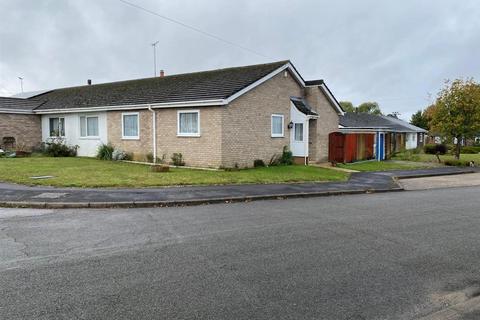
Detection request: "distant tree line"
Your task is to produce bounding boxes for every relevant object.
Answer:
[339,101,383,115]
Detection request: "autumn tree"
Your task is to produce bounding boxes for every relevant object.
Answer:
[431,79,480,159]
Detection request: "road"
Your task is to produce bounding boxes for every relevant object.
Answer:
[1,186,480,320]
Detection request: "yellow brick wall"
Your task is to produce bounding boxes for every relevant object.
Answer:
[0,113,41,151]
[220,71,303,168]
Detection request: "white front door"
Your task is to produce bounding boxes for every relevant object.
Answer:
[289,101,310,157]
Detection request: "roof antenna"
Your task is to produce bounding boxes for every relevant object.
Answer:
[151,41,159,77]
[18,77,24,93]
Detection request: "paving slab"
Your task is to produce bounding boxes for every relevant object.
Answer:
[399,172,480,190]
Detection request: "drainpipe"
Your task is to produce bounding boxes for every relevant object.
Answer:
[148,105,157,163]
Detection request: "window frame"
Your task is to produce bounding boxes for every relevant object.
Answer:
[49,117,65,137]
[121,112,140,140]
[294,122,304,142]
[79,115,100,139]
[177,110,201,137]
[271,114,284,138]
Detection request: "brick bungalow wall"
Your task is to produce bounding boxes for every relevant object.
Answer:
[0,113,41,151]
[221,71,303,168]
[304,86,340,162]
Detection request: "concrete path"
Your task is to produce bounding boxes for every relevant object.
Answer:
[0,167,475,208]
[400,172,480,190]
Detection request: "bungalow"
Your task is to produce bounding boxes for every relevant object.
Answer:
[329,113,427,163]
[0,60,345,168]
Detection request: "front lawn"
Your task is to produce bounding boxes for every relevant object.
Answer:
[0,157,348,188]
[413,153,480,163]
[336,160,433,172]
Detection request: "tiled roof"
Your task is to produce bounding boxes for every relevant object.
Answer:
[0,96,44,111]
[290,97,318,116]
[33,60,290,111]
[339,113,425,132]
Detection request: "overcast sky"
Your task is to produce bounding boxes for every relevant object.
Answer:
[1,0,479,120]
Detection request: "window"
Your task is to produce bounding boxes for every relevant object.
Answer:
[49,117,65,137]
[122,113,139,139]
[80,116,99,137]
[294,123,303,141]
[271,114,284,137]
[419,133,423,143]
[177,110,200,136]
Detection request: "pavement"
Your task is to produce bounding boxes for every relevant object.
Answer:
[400,172,480,190]
[2,187,480,319]
[0,166,476,208]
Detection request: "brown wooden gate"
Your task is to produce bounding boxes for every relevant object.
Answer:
[329,132,345,163]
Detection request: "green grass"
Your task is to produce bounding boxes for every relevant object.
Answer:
[0,157,348,188]
[414,153,480,163]
[337,160,431,172]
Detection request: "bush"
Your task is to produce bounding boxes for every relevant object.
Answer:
[253,159,265,167]
[112,148,132,161]
[424,144,447,155]
[145,152,166,163]
[444,159,469,167]
[280,146,293,165]
[461,146,480,154]
[44,138,78,157]
[171,153,185,166]
[96,143,115,160]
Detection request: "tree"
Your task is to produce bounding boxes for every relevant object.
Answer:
[339,101,383,115]
[410,110,429,130]
[431,78,480,159]
[339,101,355,113]
[356,102,382,115]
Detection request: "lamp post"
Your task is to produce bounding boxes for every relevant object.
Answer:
[18,77,24,93]
[151,41,159,77]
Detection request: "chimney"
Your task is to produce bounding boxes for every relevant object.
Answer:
[159,70,165,77]
[87,79,92,85]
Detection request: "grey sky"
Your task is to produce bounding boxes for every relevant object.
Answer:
[1,0,479,120]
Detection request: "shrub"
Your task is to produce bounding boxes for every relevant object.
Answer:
[45,138,78,157]
[444,159,469,167]
[253,159,265,167]
[96,143,115,160]
[461,146,480,154]
[280,146,293,165]
[171,153,185,166]
[268,154,281,166]
[112,148,132,161]
[424,144,447,155]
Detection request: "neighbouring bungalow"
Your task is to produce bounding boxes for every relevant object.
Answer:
[329,113,427,163]
[0,60,345,168]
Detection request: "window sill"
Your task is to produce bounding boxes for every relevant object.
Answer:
[177,133,201,138]
[79,137,100,140]
[122,137,140,140]
[271,135,285,138]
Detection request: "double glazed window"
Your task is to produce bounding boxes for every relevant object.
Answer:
[178,110,200,136]
[122,113,139,139]
[294,123,304,141]
[49,117,65,137]
[80,116,99,137]
[271,114,284,137]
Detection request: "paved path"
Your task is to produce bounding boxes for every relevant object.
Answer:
[0,167,475,208]
[2,187,480,319]
[400,172,480,190]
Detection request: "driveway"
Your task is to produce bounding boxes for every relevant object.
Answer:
[1,187,480,319]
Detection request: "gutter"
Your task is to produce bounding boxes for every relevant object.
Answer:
[148,105,157,163]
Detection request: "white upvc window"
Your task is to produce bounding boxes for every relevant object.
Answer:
[294,123,304,141]
[49,117,65,137]
[122,112,139,139]
[419,133,424,143]
[271,114,284,137]
[177,110,200,137]
[80,115,99,138]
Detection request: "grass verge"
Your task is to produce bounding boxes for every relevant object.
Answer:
[337,160,432,172]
